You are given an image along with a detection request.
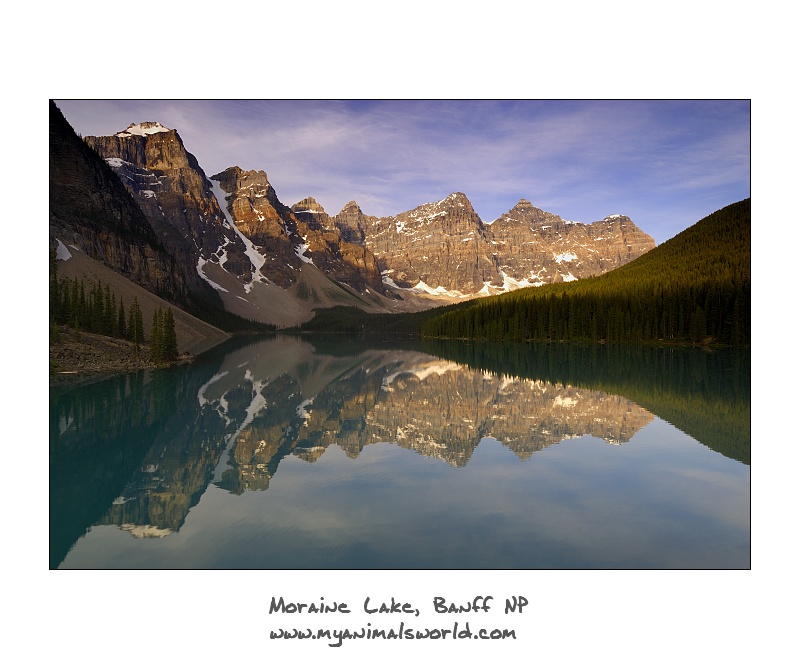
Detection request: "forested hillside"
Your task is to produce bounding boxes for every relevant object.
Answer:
[420,199,750,347]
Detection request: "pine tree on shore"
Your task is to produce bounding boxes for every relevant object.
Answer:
[150,307,164,362]
[117,299,127,339]
[163,307,178,361]
[149,306,178,363]
[129,298,144,350]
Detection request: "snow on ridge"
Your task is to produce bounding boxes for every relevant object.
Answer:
[104,157,164,193]
[116,122,171,137]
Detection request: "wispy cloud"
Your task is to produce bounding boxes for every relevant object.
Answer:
[55,99,750,244]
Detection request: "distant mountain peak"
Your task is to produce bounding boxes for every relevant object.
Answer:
[116,122,172,137]
[439,192,471,206]
[339,201,363,215]
[292,197,326,215]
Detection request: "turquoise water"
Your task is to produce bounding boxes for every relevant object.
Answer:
[50,336,750,569]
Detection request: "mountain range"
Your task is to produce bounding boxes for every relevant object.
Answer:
[49,100,655,347]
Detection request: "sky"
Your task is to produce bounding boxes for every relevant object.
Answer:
[54,99,749,245]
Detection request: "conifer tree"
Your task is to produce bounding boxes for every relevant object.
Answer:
[163,307,178,361]
[129,298,144,350]
[117,299,127,340]
[104,284,114,335]
[150,307,163,362]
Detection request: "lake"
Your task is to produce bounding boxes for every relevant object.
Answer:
[50,335,750,569]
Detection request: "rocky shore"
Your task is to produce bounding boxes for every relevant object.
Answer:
[49,326,192,382]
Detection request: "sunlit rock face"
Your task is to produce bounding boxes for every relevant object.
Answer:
[79,118,654,321]
[486,199,656,287]
[359,192,499,295]
[83,125,256,298]
[212,166,301,289]
[290,196,384,293]
[345,193,655,299]
[49,107,189,303]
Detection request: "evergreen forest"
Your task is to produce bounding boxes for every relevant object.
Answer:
[50,260,179,363]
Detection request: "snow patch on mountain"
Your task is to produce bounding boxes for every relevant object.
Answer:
[55,238,72,261]
[554,251,578,264]
[411,281,463,297]
[196,257,229,292]
[382,274,403,290]
[209,178,271,292]
[116,122,171,137]
[295,242,314,264]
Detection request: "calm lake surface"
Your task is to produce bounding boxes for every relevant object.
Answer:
[50,335,750,569]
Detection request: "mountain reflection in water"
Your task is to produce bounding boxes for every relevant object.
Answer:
[50,335,750,569]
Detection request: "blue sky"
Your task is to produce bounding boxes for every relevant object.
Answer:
[55,99,749,245]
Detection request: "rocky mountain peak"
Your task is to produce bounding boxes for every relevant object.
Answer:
[339,201,363,216]
[509,198,540,215]
[393,191,479,229]
[601,213,631,223]
[437,192,474,211]
[491,199,563,234]
[213,166,271,194]
[116,121,172,137]
[76,113,254,305]
[333,201,374,244]
[291,197,326,215]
